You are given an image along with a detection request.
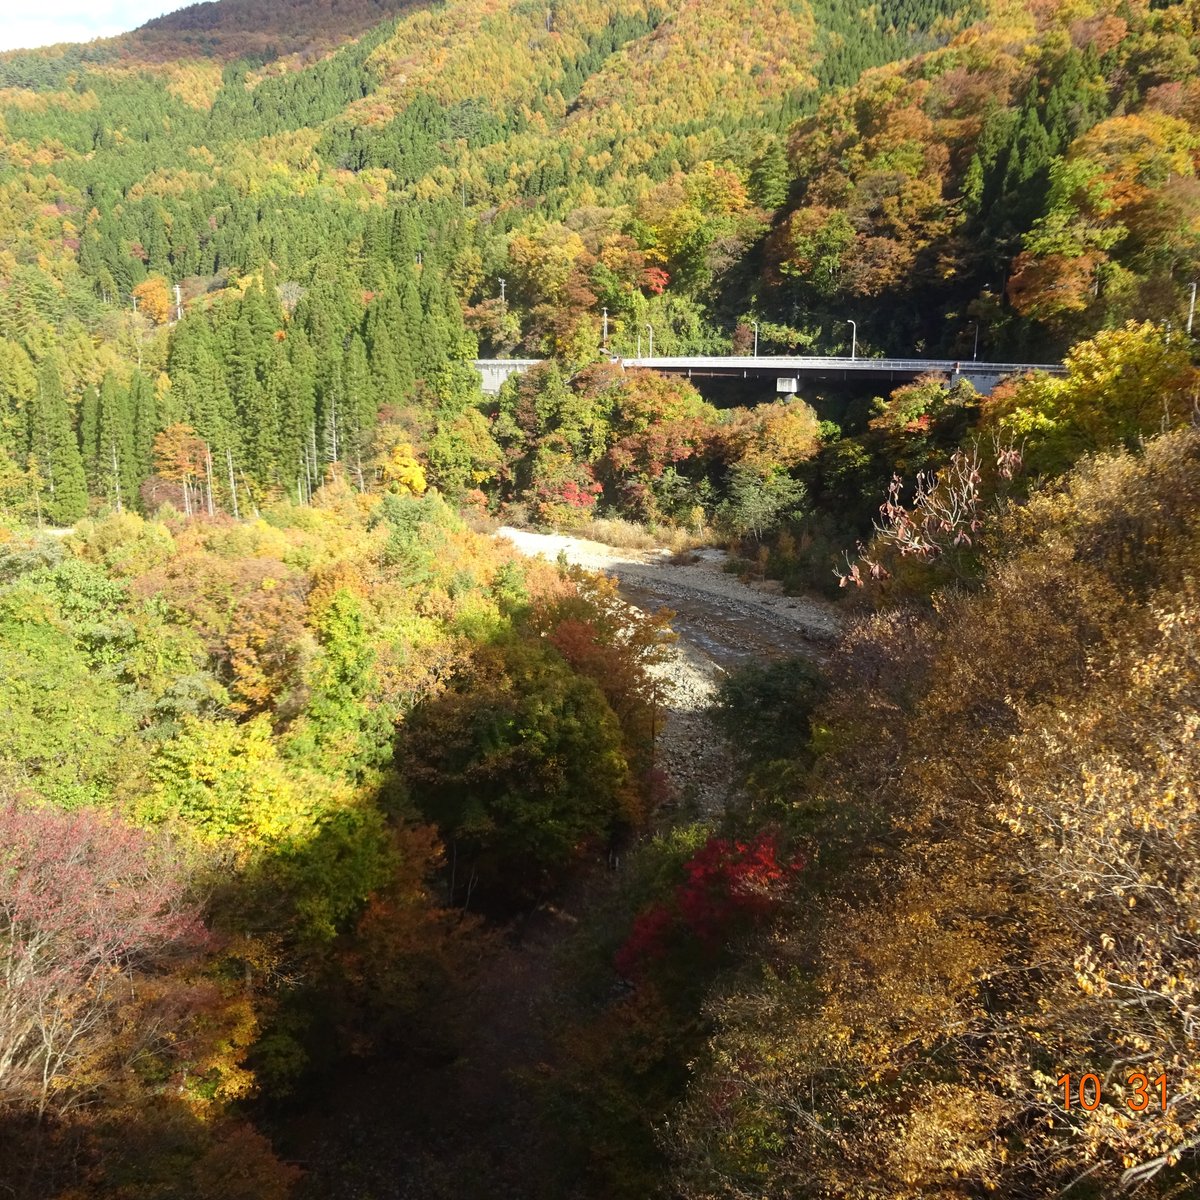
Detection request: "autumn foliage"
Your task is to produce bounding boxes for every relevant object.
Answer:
[0,796,299,1199]
[615,833,803,979]
[1,0,1200,1194]
[670,424,1200,1199]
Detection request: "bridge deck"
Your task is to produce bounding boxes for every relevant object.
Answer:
[472,355,1065,395]
[619,355,1065,374]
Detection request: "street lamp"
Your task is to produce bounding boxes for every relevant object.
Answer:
[752,320,759,357]
[1188,281,1197,337]
[646,322,654,357]
[847,319,857,360]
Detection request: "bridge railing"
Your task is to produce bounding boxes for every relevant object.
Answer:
[473,356,1068,376]
[619,355,1066,374]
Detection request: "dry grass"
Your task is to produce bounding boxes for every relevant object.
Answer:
[460,508,502,535]
[571,516,712,553]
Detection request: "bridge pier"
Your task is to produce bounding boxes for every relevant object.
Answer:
[474,358,542,395]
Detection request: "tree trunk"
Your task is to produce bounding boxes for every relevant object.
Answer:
[204,445,215,517]
[226,447,240,520]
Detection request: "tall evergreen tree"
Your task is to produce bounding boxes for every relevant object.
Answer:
[390,209,419,272]
[249,338,289,484]
[30,359,87,525]
[228,299,270,476]
[129,370,157,489]
[97,371,138,510]
[749,140,791,209]
[167,318,238,458]
[365,288,412,404]
[415,270,451,383]
[78,384,101,489]
[284,330,319,493]
[342,332,373,486]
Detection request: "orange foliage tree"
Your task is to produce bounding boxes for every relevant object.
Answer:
[133,275,174,325]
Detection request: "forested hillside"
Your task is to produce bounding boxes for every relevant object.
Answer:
[1,0,1199,1194]
[1,0,1198,536]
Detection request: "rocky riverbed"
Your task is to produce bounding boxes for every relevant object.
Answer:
[496,527,840,813]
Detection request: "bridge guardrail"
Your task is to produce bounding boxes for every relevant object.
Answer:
[618,356,1066,373]
[473,357,1068,375]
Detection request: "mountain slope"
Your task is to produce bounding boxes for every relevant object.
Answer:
[0,0,1195,515]
[131,0,428,61]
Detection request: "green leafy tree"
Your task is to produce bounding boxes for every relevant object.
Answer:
[285,587,393,780]
[716,464,806,540]
[403,637,629,898]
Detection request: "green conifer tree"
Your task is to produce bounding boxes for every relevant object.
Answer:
[97,371,138,510]
[284,330,319,492]
[130,370,157,491]
[250,339,290,485]
[30,359,87,525]
[343,333,374,487]
[78,384,101,489]
[749,141,791,209]
[167,318,238,457]
[365,288,409,404]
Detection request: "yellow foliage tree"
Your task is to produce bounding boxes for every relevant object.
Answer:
[376,441,427,495]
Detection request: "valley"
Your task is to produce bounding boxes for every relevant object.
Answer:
[0,0,1198,1194]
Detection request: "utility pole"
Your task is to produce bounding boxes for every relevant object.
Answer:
[847,319,857,360]
[646,322,654,357]
[752,320,759,357]
[1188,281,1197,336]
[174,283,183,322]
[602,307,608,349]
[498,277,506,309]
[972,321,980,360]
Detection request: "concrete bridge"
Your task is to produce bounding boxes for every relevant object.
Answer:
[474,354,1065,396]
[475,359,544,394]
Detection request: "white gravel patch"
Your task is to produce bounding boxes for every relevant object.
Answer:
[496,527,840,645]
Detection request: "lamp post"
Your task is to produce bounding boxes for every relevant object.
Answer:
[752,320,759,357]
[847,319,857,360]
[646,322,654,357]
[1188,281,1197,337]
